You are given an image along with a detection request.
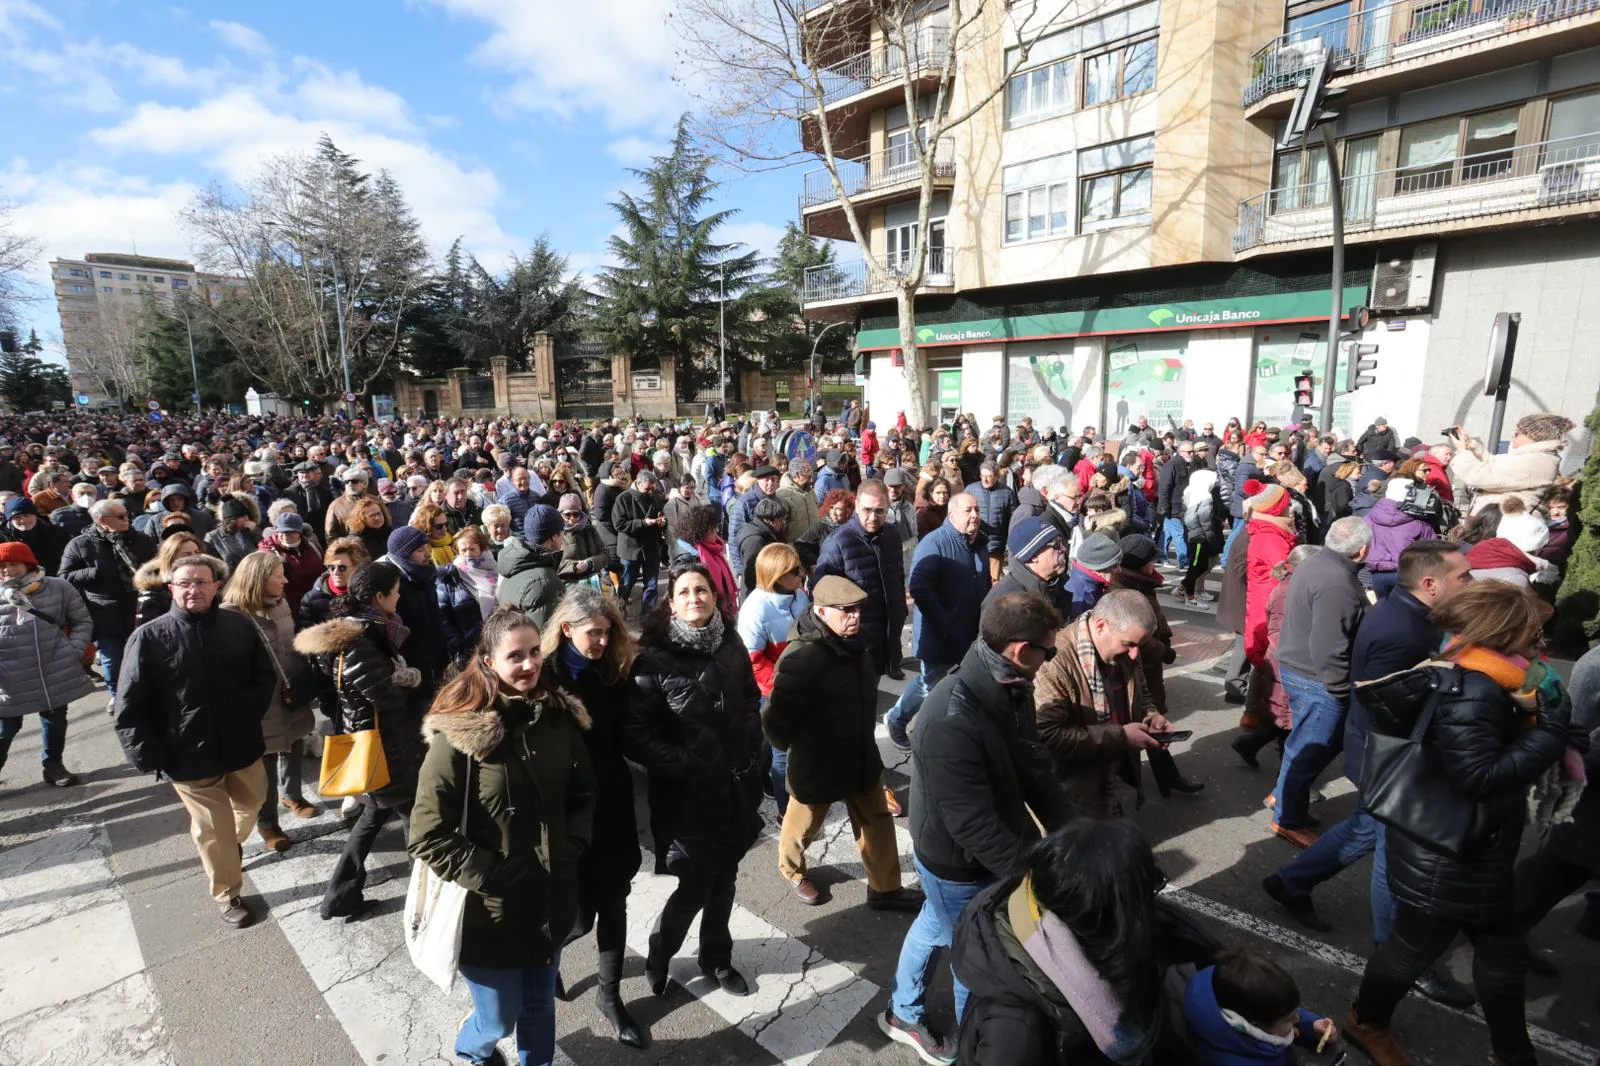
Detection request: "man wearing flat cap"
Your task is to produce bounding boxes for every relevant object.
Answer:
[764,575,922,911]
[727,463,782,593]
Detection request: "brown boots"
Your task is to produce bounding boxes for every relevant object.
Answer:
[1343,1008,1417,1066]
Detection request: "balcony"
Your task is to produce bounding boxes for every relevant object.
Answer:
[802,248,955,317]
[1243,0,1600,115]
[799,138,956,239]
[1234,132,1600,253]
[801,28,953,156]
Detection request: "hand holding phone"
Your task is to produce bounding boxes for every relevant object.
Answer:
[1146,730,1193,745]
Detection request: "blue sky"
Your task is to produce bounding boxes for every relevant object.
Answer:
[0,0,801,360]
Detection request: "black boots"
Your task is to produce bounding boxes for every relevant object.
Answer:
[1148,747,1205,799]
[598,980,648,1049]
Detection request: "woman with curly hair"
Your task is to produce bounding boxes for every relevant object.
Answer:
[796,488,854,570]
[409,501,456,565]
[345,496,391,563]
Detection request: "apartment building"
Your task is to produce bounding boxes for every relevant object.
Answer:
[51,253,244,408]
[798,0,1600,438]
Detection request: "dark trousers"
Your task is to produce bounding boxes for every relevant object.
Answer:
[620,556,660,614]
[1513,846,1600,934]
[1180,541,1214,597]
[0,706,67,769]
[570,887,630,985]
[1354,903,1535,1066]
[652,861,738,971]
[321,801,410,917]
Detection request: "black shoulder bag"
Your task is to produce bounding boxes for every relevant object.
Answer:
[1361,685,1490,859]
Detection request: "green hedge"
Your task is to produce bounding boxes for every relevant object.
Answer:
[1553,391,1600,655]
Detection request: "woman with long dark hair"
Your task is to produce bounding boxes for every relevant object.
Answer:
[951,819,1170,1064]
[543,585,647,1050]
[625,562,763,998]
[293,561,425,921]
[410,607,596,1066]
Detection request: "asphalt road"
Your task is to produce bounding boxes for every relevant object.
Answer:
[1,593,1596,1066]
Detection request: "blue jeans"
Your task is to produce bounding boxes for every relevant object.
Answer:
[457,959,560,1066]
[619,556,660,613]
[1220,520,1246,568]
[770,746,789,818]
[891,856,991,1025]
[1272,667,1348,829]
[98,633,128,699]
[1160,517,1188,565]
[0,706,68,768]
[1370,570,1399,600]
[886,661,953,732]
[1276,808,1395,944]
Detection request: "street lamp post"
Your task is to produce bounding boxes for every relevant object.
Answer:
[170,298,203,414]
[718,264,726,413]
[808,321,846,420]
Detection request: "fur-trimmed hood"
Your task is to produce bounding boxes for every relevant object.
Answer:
[293,615,366,656]
[134,557,167,592]
[422,687,591,760]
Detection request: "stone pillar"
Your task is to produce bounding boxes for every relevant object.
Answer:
[448,369,465,416]
[531,333,557,403]
[489,356,510,414]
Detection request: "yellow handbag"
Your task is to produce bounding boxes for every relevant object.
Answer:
[318,651,392,797]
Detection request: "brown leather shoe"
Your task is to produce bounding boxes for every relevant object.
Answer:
[260,826,292,853]
[1271,822,1320,849]
[790,877,822,906]
[281,795,320,819]
[218,897,254,928]
[1343,1007,1416,1066]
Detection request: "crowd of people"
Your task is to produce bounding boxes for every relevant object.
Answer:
[0,398,1595,1066]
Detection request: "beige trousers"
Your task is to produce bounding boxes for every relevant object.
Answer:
[777,780,903,893]
[169,761,268,903]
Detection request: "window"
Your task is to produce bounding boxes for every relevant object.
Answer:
[67,267,88,278]
[171,278,189,289]
[1548,89,1600,158]
[1004,2,1158,125]
[1082,37,1157,107]
[116,272,130,280]
[101,286,113,293]
[135,274,147,281]
[71,284,88,293]
[1079,135,1155,227]
[120,287,132,294]
[1285,2,1352,55]
[99,270,111,278]
[152,275,165,284]
[1461,109,1518,182]
[1271,144,1330,211]
[1002,152,1075,242]
[1006,58,1074,125]
[1395,107,1519,193]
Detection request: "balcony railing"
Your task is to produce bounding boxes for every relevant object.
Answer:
[1234,132,1600,252]
[1243,0,1600,107]
[800,138,956,209]
[815,28,950,107]
[803,248,953,303]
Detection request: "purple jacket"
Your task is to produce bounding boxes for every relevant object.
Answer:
[1364,498,1436,573]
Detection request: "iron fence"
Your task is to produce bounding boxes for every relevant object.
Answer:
[800,138,956,210]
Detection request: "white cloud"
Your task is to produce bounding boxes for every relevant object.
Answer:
[210,19,273,58]
[423,0,690,127]
[605,136,666,167]
[721,219,786,262]
[294,64,413,132]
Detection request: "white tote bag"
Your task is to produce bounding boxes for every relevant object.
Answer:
[404,759,472,991]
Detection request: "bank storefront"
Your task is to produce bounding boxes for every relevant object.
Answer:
[854,256,1378,432]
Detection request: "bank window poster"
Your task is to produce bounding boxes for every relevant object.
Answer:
[1250,328,1351,430]
[1103,334,1189,434]
[1006,344,1092,432]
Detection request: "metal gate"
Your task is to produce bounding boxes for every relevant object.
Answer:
[555,338,614,421]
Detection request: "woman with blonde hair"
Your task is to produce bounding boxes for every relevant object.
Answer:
[543,585,647,1048]
[409,607,596,1066]
[409,501,456,565]
[736,542,811,817]
[423,479,449,508]
[222,552,316,853]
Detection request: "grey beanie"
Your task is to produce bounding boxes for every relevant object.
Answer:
[1075,532,1124,572]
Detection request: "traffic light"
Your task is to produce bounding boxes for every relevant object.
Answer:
[1293,373,1315,408]
[1281,51,1350,149]
[1339,304,1377,392]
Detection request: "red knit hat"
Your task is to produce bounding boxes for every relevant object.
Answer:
[1246,481,1291,517]
[0,541,40,566]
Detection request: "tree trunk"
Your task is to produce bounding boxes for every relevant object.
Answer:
[896,286,929,428]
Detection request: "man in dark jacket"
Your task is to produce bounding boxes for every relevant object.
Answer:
[4,497,67,576]
[727,464,781,587]
[735,496,787,592]
[48,483,98,542]
[887,492,987,750]
[765,576,923,911]
[1357,416,1400,460]
[812,479,907,679]
[882,591,1074,1064]
[1156,440,1193,565]
[964,461,1017,583]
[1264,539,1476,1005]
[985,515,1070,617]
[1270,516,1372,847]
[114,553,277,928]
[60,499,155,702]
[613,468,667,613]
[285,462,333,538]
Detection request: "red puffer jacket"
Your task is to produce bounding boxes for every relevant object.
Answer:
[1244,516,1297,666]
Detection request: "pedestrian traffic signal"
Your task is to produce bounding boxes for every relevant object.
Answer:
[1293,373,1315,408]
[1343,341,1379,392]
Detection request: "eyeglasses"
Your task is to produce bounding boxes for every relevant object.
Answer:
[828,603,863,615]
[327,563,351,573]
[170,580,215,589]
[431,522,448,531]
[858,507,887,516]
[1026,641,1059,661]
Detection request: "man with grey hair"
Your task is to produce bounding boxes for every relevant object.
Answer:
[60,498,156,705]
[1269,515,1373,848]
[1035,588,1171,818]
[1032,464,1084,558]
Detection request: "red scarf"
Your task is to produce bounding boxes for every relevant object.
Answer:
[696,536,739,611]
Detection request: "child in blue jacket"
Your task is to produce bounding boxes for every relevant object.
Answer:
[1184,949,1340,1065]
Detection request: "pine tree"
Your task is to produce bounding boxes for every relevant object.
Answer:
[0,329,66,411]
[1553,391,1600,653]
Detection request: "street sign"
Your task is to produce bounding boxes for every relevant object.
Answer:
[146,399,160,411]
[76,394,90,406]
[344,391,357,404]
[148,411,162,423]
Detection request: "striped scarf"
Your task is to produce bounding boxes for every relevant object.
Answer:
[1073,617,1113,724]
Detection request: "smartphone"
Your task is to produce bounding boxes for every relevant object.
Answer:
[1148,730,1193,744]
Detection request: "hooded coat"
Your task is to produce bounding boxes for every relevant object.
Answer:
[1181,965,1322,1066]
[495,536,564,629]
[1243,516,1296,666]
[1363,497,1437,573]
[409,686,596,970]
[0,572,95,717]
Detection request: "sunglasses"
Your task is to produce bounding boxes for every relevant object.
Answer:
[1027,641,1059,661]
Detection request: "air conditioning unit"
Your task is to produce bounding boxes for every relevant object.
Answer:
[1370,243,1437,313]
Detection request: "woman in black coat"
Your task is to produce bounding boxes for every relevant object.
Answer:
[293,562,426,921]
[625,562,763,998]
[545,584,647,1049]
[1348,582,1576,1066]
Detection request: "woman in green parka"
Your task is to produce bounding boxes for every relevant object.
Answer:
[408,606,597,1066]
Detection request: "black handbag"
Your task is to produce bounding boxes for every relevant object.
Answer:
[1362,688,1491,859]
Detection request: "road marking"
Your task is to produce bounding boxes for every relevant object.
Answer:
[0,826,175,1065]
[1162,886,1600,1066]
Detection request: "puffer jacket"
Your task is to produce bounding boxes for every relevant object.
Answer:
[1366,663,1569,924]
[1363,497,1437,573]
[294,615,426,809]
[908,519,989,663]
[132,559,171,630]
[49,502,94,542]
[409,687,596,970]
[725,487,776,582]
[1182,470,1223,553]
[763,608,883,804]
[383,554,452,686]
[1450,437,1562,515]
[590,477,626,556]
[222,598,313,753]
[59,526,156,641]
[435,564,484,662]
[557,518,608,584]
[624,621,764,877]
[0,573,95,717]
[205,524,263,572]
[1243,516,1296,666]
[964,481,1018,554]
[5,518,66,576]
[495,536,564,629]
[550,655,640,903]
[735,587,810,696]
[297,571,340,628]
[1215,449,1241,514]
[811,514,907,674]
